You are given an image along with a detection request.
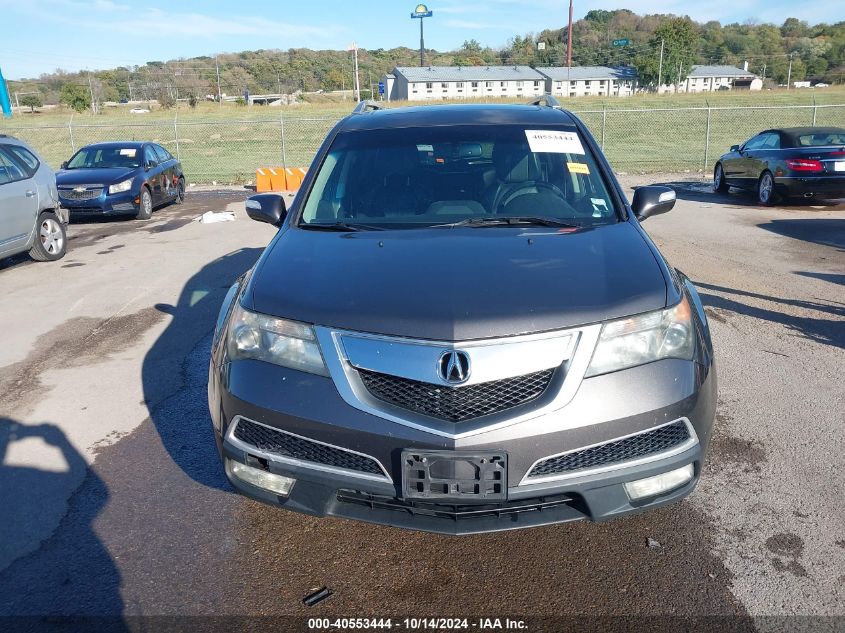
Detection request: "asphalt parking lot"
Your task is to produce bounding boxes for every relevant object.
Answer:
[0,182,842,629]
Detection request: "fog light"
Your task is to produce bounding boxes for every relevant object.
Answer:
[624,464,694,501]
[228,459,296,496]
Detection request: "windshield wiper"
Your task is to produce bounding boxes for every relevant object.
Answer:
[300,221,385,232]
[432,216,583,229]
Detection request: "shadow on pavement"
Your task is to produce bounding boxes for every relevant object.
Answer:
[141,247,263,491]
[795,271,845,287]
[650,180,845,210]
[757,218,845,252]
[696,281,845,349]
[0,418,125,626]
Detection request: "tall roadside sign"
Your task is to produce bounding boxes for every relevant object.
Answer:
[411,4,433,67]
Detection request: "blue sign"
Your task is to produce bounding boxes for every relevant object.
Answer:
[411,3,432,17]
[378,82,385,95]
[612,38,630,47]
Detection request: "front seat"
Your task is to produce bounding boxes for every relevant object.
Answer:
[482,142,543,213]
[358,148,422,218]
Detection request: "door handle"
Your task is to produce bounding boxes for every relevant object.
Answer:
[25,190,36,197]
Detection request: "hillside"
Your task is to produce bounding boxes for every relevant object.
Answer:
[5,10,845,110]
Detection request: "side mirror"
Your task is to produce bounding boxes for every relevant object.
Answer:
[246,193,287,227]
[730,144,740,153]
[632,185,676,221]
[60,161,68,170]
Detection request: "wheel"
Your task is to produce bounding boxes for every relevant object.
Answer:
[175,178,185,204]
[137,187,153,219]
[714,163,729,193]
[757,171,778,206]
[29,211,67,262]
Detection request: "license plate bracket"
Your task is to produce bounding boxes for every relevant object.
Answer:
[402,450,507,501]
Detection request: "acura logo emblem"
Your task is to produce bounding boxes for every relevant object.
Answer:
[438,350,470,384]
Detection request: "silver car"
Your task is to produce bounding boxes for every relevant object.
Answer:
[0,135,68,263]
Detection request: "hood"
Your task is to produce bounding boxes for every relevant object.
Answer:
[56,167,136,186]
[248,222,668,341]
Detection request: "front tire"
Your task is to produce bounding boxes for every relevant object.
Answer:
[714,164,729,193]
[137,187,153,220]
[757,171,778,206]
[175,178,185,204]
[29,211,67,262]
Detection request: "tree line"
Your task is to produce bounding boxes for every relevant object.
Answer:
[8,10,844,112]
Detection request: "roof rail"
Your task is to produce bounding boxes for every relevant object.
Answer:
[352,100,385,114]
[529,94,561,109]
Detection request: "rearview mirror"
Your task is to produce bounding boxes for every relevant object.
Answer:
[632,186,676,221]
[246,193,287,227]
[730,144,740,152]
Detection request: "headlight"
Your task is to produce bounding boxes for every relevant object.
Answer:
[586,296,694,377]
[226,303,328,376]
[108,179,132,194]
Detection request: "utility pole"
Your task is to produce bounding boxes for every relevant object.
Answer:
[786,53,794,90]
[349,43,361,102]
[215,55,222,105]
[657,38,665,93]
[676,63,682,93]
[567,0,573,69]
[87,72,96,114]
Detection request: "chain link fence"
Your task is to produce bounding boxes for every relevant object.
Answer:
[2,104,843,183]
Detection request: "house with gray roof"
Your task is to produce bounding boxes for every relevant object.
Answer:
[385,66,547,101]
[667,65,762,93]
[536,66,639,98]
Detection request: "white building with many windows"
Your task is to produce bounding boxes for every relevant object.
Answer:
[538,66,639,98]
[385,66,547,101]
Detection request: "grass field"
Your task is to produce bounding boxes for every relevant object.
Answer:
[2,87,844,182]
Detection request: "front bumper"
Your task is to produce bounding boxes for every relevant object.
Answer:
[211,355,716,535]
[776,175,845,198]
[58,190,139,216]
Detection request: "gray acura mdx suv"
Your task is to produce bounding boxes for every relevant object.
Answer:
[208,99,716,534]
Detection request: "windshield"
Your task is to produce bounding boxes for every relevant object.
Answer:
[66,146,141,169]
[299,124,619,229]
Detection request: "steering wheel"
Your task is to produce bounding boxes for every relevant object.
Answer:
[494,181,568,213]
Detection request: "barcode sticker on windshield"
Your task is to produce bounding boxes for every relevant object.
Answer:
[119,149,137,157]
[525,130,585,155]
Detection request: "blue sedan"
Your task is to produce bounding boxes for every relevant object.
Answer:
[56,141,185,220]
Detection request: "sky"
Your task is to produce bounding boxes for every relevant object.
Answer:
[1,0,843,79]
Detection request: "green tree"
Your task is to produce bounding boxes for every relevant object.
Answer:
[635,18,700,88]
[20,94,42,112]
[59,83,90,112]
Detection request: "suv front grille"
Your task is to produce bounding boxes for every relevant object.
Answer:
[357,368,555,422]
[233,419,386,478]
[525,420,692,480]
